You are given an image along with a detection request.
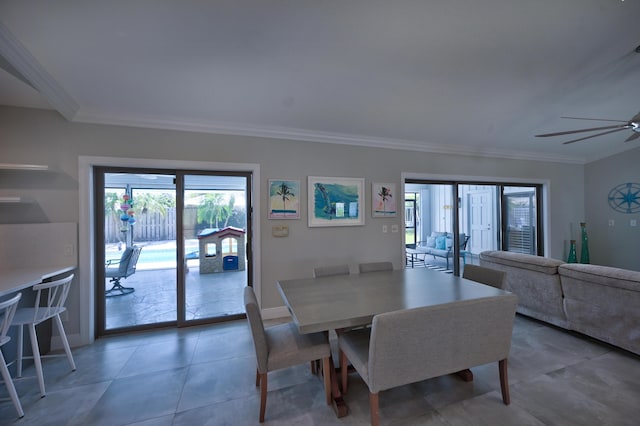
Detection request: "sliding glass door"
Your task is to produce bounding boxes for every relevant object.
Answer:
[405,180,542,275]
[96,168,251,335]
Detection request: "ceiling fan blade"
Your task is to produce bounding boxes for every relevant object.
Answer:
[625,132,640,143]
[629,112,640,122]
[560,116,629,123]
[535,124,626,138]
[562,128,628,145]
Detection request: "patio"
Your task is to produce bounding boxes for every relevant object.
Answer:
[105,263,246,330]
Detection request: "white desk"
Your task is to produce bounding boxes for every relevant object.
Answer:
[0,265,76,298]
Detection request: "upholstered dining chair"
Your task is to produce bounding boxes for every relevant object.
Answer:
[11,274,76,397]
[339,296,517,426]
[244,286,332,422]
[1,293,24,418]
[313,264,350,278]
[358,262,393,273]
[462,264,507,289]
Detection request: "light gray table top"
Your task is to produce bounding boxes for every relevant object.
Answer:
[0,265,76,297]
[277,267,511,334]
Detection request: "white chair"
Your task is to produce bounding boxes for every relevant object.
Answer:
[244,286,331,422]
[1,293,24,418]
[313,264,349,278]
[463,264,506,289]
[358,262,393,273]
[12,274,76,397]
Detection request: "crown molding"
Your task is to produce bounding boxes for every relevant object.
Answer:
[74,109,586,165]
[0,21,78,121]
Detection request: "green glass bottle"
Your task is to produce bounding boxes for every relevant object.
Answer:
[580,222,590,264]
[567,240,577,263]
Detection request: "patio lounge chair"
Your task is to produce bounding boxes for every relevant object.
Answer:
[105,245,142,296]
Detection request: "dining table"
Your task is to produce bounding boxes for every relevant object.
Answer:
[277,267,513,417]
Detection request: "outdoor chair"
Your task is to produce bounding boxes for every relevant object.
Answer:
[105,245,142,296]
[244,286,331,422]
[1,293,24,418]
[11,274,76,397]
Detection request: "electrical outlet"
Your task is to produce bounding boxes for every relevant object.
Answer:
[608,219,615,227]
[391,224,399,233]
[631,219,637,227]
[63,244,74,257]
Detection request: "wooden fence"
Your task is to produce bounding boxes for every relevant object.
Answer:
[105,208,180,243]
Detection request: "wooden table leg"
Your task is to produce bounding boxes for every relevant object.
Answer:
[328,355,348,417]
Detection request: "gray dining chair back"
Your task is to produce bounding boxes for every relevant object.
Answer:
[313,264,350,278]
[11,274,76,397]
[463,264,506,289]
[359,262,393,274]
[338,294,518,426]
[0,292,24,418]
[244,286,332,422]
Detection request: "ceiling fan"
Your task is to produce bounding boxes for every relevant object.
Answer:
[535,112,640,145]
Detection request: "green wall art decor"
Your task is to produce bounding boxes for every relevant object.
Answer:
[308,176,365,227]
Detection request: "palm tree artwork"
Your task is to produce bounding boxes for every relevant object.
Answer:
[269,180,300,219]
[373,183,397,217]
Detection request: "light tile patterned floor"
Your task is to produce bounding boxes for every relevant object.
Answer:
[1,314,639,425]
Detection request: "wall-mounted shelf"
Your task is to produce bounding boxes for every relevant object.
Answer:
[0,163,49,171]
[0,196,33,204]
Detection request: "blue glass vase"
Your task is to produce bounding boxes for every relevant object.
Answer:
[580,222,590,264]
[567,240,577,263]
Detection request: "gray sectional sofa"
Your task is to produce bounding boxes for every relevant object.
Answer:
[479,250,640,356]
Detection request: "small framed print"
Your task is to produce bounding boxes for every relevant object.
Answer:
[372,183,397,218]
[268,179,301,219]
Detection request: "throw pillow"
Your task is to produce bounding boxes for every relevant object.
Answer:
[426,236,436,248]
[435,236,446,250]
[446,237,453,249]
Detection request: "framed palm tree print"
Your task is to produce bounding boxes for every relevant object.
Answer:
[268,179,301,219]
[372,182,397,217]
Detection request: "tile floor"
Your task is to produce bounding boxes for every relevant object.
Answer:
[1,313,639,425]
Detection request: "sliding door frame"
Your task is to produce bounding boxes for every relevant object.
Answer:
[403,173,549,276]
[78,156,260,345]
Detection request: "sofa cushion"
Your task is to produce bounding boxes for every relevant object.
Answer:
[425,236,436,248]
[479,250,566,327]
[435,236,446,250]
[559,263,640,355]
[559,264,640,291]
[479,250,563,275]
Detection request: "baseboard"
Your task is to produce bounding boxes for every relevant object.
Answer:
[262,306,291,320]
[51,333,83,351]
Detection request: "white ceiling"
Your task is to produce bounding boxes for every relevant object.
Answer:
[1,1,639,164]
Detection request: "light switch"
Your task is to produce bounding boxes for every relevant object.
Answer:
[382,225,388,233]
[631,220,637,227]
[272,225,289,237]
[391,224,399,233]
[608,219,615,227]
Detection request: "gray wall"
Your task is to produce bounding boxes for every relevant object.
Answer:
[1,106,587,339]
[585,146,640,270]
